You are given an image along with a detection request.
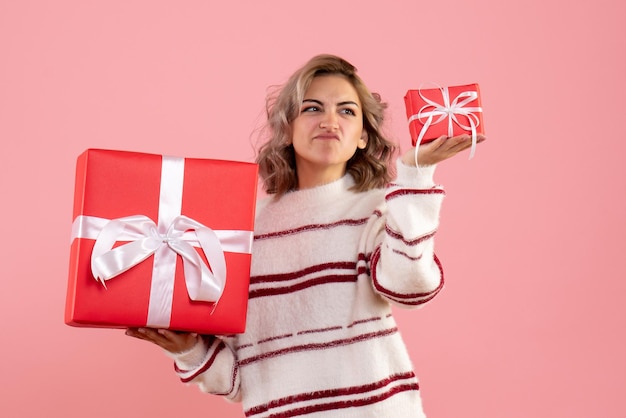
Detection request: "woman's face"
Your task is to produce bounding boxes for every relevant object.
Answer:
[291,74,367,188]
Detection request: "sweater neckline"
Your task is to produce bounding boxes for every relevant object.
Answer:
[276,174,355,207]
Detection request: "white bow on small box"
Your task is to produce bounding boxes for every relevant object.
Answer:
[404,83,484,166]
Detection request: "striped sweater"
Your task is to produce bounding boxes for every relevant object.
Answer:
[170,161,445,417]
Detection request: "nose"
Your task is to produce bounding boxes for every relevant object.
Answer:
[319,112,338,130]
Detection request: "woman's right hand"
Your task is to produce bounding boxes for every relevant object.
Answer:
[401,134,487,167]
[125,327,200,354]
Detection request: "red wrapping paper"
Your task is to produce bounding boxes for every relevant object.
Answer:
[65,149,258,334]
[404,83,484,146]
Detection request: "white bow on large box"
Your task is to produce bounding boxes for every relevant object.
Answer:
[70,156,253,328]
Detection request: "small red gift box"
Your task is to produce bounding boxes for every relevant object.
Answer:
[404,84,484,156]
[65,149,258,334]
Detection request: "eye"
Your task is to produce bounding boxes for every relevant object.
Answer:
[340,108,357,116]
[301,105,320,113]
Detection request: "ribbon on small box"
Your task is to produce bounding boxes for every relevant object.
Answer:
[405,84,483,166]
[70,156,253,328]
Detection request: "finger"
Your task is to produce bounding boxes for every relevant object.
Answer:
[156,329,196,347]
[417,135,446,151]
[428,135,448,150]
[448,134,471,146]
[126,327,148,339]
[125,328,156,343]
[156,328,180,340]
[455,134,487,152]
[126,327,151,340]
[127,327,167,345]
[453,134,486,145]
[432,136,467,156]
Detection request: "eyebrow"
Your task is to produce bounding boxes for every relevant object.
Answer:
[302,99,360,108]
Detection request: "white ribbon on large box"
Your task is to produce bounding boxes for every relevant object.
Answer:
[70,156,253,328]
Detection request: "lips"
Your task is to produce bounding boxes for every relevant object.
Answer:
[314,133,340,140]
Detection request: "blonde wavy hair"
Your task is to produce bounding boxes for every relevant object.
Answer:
[256,54,397,197]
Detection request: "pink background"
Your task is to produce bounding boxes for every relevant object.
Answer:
[1,1,624,417]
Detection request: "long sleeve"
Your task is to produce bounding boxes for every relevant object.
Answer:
[168,335,242,401]
[165,168,441,417]
[364,160,445,308]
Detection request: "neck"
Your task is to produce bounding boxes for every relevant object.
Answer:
[296,164,346,190]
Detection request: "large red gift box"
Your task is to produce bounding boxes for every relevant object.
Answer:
[404,84,484,152]
[65,149,258,334]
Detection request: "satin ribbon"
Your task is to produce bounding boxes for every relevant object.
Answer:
[408,85,482,167]
[70,156,254,328]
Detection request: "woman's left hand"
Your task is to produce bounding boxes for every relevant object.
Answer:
[401,134,487,167]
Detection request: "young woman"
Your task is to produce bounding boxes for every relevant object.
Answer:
[127,54,485,417]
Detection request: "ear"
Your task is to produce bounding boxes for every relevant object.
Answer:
[357,130,368,149]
